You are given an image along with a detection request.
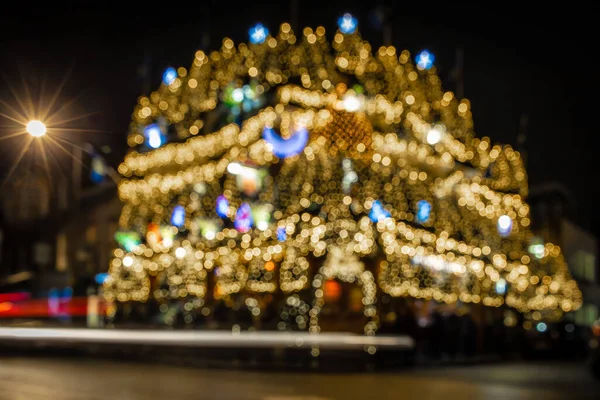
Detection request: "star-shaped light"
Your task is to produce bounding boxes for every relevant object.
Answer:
[416,50,435,70]
[338,13,357,34]
[249,23,269,44]
[162,67,177,85]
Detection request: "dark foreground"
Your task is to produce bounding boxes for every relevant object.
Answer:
[0,357,597,399]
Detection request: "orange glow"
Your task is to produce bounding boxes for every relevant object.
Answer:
[324,280,342,302]
[265,261,275,271]
[593,321,600,337]
[0,302,13,312]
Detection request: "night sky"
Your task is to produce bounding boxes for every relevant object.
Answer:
[1,2,598,231]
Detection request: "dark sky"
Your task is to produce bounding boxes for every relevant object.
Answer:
[0,2,598,231]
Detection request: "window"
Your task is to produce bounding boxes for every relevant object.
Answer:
[56,233,68,272]
[108,222,119,244]
[86,224,97,244]
[584,253,596,282]
[575,304,598,327]
[570,251,597,283]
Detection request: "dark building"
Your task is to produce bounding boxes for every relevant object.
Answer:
[0,149,121,298]
[529,182,599,328]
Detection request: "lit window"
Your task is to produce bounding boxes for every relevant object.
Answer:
[86,225,97,244]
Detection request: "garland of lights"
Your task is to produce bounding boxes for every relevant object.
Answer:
[104,14,582,337]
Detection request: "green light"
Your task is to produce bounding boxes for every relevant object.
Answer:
[115,231,141,252]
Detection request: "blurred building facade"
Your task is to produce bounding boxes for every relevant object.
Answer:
[529,182,599,328]
[0,152,120,297]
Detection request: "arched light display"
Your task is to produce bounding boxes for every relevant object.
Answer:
[262,127,309,159]
[105,18,582,328]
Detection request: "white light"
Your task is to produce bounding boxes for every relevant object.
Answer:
[227,162,243,174]
[193,183,206,195]
[529,244,545,259]
[426,128,441,145]
[162,237,173,247]
[257,221,269,231]
[145,125,163,149]
[495,278,507,295]
[343,94,361,112]
[498,215,512,230]
[0,328,415,349]
[148,134,161,149]
[232,88,244,103]
[346,171,358,183]
[175,247,186,259]
[204,230,216,240]
[228,163,257,179]
[123,256,133,267]
[497,215,513,237]
[26,120,46,137]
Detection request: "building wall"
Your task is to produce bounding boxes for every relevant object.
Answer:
[528,183,599,327]
[560,219,599,327]
[561,220,597,283]
[55,193,121,295]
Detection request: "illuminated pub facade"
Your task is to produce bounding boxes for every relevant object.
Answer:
[103,17,582,336]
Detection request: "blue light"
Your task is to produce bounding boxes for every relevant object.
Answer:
[338,13,358,34]
[262,127,309,159]
[416,50,434,70]
[536,322,547,333]
[234,202,253,233]
[95,273,109,285]
[171,205,186,227]
[162,67,177,85]
[369,200,390,223]
[277,227,287,242]
[249,23,269,44]
[216,195,229,218]
[416,200,431,224]
[90,156,105,183]
[144,124,164,149]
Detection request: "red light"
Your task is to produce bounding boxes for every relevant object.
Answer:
[324,280,342,302]
[0,292,31,303]
[593,321,600,337]
[0,297,106,318]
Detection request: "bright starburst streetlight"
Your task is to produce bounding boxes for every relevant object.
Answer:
[0,71,118,192]
[26,120,47,137]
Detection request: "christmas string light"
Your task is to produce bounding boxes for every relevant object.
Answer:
[104,20,582,335]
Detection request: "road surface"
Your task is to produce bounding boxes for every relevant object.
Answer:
[0,357,597,399]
